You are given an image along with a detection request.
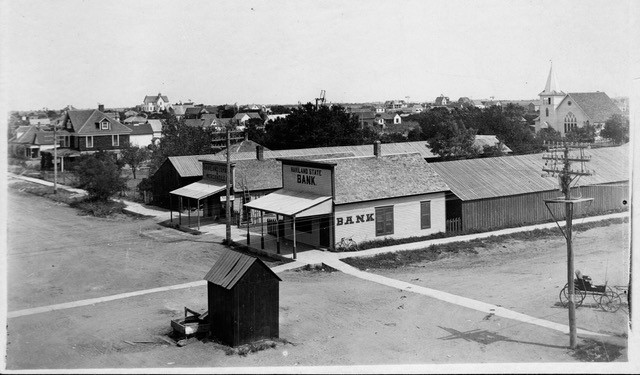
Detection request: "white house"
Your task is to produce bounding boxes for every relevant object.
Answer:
[142,93,170,112]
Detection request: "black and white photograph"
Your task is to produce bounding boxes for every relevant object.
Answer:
[1,0,637,373]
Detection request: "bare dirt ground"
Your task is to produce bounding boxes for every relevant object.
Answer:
[4,186,633,371]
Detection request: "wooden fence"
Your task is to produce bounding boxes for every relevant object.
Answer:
[446,218,462,233]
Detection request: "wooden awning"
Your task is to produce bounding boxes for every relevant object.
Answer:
[244,189,332,217]
[170,181,225,200]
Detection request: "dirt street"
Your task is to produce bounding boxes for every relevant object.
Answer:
[5,187,632,370]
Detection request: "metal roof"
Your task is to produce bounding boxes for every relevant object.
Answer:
[430,144,629,201]
[203,250,281,289]
[245,189,332,216]
[170,180,225,200]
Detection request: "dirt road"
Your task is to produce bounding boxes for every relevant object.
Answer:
[5,188,631,370]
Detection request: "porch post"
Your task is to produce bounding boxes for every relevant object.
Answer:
[170,195,173,223]
[292,215,297,260]
[276,214,281,254]
[188,199,191,227]
[261,211,264,249]
[197,198,200,230]
[179,196,182,225]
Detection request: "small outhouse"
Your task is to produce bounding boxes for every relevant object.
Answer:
[204,250,281,347]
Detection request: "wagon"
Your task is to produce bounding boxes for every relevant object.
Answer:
[559,271,623,312]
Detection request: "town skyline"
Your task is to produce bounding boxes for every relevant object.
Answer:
[1,0,633,111]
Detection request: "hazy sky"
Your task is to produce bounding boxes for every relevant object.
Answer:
[0,0,633,110]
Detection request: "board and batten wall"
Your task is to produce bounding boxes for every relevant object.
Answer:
[460,182,628,231]
[334,192,446,244]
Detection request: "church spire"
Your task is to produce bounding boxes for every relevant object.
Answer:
[543,61,563,95]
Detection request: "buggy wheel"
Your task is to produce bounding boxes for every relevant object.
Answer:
[559,284,586,308]
[599,288,621,312]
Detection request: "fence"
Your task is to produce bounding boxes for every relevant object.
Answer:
[446,218,462,233]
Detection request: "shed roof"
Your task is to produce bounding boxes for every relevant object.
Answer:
[430,144,629,201]
[204,250,281,289]
[147,119,163,133]
[170,180,225,200]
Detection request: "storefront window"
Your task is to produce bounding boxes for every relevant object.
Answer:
[375,206,394,236]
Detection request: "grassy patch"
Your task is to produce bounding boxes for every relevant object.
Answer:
[158,219,203,235]
[572,338,625,362]
[334,209,628,253]
[9,181,78,204]
[69,199,127,218]
[343,217,628,270]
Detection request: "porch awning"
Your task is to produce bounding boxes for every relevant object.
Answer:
[170,181,225,200]
[244,189,332,217]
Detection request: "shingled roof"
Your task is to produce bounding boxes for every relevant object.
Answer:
[322,153,449,205]
[144,93,169,104]
[204,250,280,290]
[64,110,132,135]
[564,92,623,123]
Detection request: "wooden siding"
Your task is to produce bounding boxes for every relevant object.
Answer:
[151,160,201,208]
[460,183,628,231]
[208,262,279,347]
[334,192,446,244]
[72,134,130,152]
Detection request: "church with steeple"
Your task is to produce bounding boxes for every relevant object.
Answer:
[534,62,623,136]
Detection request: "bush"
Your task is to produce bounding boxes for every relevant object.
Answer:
[70,199,126,217]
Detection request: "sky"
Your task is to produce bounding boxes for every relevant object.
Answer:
[0,0,635,111]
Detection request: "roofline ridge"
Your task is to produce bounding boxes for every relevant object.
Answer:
[75,109,99,133]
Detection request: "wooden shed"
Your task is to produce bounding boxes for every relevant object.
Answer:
[204,250,281,347]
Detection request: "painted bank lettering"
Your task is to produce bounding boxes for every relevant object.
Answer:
[292,166,322,186]
[336,213,375,225]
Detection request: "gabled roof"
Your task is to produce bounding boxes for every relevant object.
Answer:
[144,94,169,103]
[12,126,69,145]
[474,135,512,153]
[564,92,623,123]
[185,107,206,116]
[203,250,280,289]
[65,110,132,135]
[185,118,217,128]
[430,144,628,201]
[324,153,449,205]
[147,119,164,133]
[123,115,148,124]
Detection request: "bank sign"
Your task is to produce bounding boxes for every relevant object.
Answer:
[336,213,374,225]
[282,163,332,195]
[202,161,234,185]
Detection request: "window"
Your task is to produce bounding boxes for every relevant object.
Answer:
[568,101,572,106]
[112,134,119,146]
[86,136,93,148]
[564,112,577,133]
[296,218,313,234]
[545,108,549,117]
[547,98,551,105]
[375,206,394,236]
[101,120,109,130]
[420,201,431,229]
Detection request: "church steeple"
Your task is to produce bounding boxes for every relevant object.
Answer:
[541,61,564,95]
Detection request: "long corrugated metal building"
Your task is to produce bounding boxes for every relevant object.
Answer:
[430,144,629,231]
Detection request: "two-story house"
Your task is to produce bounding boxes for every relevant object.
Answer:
[60,109,132,153]
[142,93,170,112]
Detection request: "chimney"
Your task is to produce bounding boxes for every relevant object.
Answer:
[244,133,249,141]
[373,141,381,157]
[98,103,104,112]
[256,145,264,161]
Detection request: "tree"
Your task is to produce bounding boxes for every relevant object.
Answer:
[426,119,479,160]
[74,151,127,201]
[147,114,217,174]
[244,118,266,145]
[120,142,150,179]
[565,124,596,143]
[261,103,377,149]
[600,114,629,144]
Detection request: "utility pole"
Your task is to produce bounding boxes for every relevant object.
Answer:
[53,122,58,194]
[225,128,231,244]
[542,141,593,349]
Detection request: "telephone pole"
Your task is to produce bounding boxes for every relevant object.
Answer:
[53,122,58,194]
[225,128,231,243]
[542,141,593,349]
